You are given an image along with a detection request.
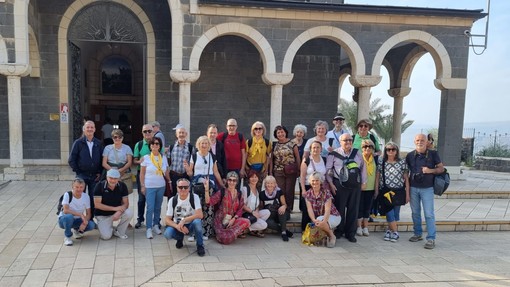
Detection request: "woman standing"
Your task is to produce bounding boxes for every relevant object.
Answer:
[270,125,301,216]
[259,176,292,241]
[292,124,308,161]
[303,120,334,159]
[241,171,270,237]
[356,139,377,237]
[245,122,271,184]
[102,129,133,194]
[185,136,224,240]
[299,141,327,231]
[140,137,170,239]
[305,172,341,248]
[205,172,250,245]
[375,142,409,242]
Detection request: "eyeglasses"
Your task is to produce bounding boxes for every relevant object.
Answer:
[386,148,397,152]
[143,130,153,134]
[362,146,373,149]
[227,178,238,182]
[359,124,369,128]
[177,186,189,190]
[112,136,123,139]
[254,127,263,131]
[341,139,353,142]
[227,125,236,127]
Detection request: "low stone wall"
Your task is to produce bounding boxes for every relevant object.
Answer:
[474,156,510,172]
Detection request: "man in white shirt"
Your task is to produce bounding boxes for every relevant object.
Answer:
[164,178,205,256]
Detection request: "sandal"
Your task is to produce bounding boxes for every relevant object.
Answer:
[250,231,265,238]
[238,233,247,239]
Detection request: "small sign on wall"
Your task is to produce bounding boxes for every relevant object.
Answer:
[60,103,69,123]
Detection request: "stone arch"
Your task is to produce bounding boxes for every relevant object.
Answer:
[167,0,184,70]
[0,35,7,63]
[189,22,276,74]
[28,25,40,77]
[398,47,428,89]
[371,30,452,81]
[282,26,365,76]
[57,0,156,162]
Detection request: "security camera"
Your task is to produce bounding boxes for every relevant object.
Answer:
[464,30,471,37]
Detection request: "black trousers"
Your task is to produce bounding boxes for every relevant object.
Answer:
[333,179,361,238]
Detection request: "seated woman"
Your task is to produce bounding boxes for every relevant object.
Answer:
[241,170,270,237]
[259,176,293,241]
[305,172,341,248]
[205,171,250,245]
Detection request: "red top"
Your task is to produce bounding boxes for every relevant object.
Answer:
[217,132,246,170]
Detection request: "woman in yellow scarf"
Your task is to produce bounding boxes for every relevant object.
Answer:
[140,137,170,239]
[245,121,271,186]
[356,139,377,237]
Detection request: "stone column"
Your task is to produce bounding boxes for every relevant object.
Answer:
[170,70,201,136]
[262,73,294,139]
[388,87,411,146]
[349,76,381,120]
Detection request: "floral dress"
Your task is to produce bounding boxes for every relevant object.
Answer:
[208,189,250,245]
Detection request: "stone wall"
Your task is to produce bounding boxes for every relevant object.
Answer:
[474,156,510,172]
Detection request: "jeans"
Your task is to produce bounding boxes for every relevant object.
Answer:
[58,214,95,238]
[410,186,436,240]
[145,186,165,229]
[164,219,204,247]
[385,206,401,222]
[136,171,146,222]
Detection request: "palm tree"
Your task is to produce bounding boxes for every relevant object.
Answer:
[338,97,390,131]
[372,113,414,143]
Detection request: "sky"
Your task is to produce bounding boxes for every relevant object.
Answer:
[341,0,509,137]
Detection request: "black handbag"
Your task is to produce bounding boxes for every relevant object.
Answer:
[192,183,206,197]
[242,212,257,224]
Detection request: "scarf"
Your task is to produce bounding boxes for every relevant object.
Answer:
[150,152,164,176]
[363,153,375,176]
[250,137,265,158]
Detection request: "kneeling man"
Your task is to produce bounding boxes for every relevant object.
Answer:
[164,178,205,256]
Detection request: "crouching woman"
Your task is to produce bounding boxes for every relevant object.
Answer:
[305,172,341,248]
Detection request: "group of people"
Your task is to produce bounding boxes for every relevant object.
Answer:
[61,114,444,255]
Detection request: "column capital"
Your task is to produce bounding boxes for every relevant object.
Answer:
[262,73,293,85]
[170,70,201,83]
[388,87,411,98]
[349,75,381,88]
[0,64,31,77]
[434,78,467,90]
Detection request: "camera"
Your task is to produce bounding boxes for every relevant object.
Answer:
[412,173,424,183]
[176,218,181,224]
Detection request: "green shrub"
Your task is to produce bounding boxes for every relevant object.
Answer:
[477,144,510,158]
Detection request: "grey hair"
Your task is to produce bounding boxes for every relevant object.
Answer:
[313,120,329,134]
[293,124,307,136]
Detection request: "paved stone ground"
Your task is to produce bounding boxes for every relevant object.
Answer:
[0,170,509,286]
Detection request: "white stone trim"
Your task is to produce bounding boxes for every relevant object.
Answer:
[13,0,30,66]
[58,0,156,164]
[282,26,365,77]
[168,0,184,70]
[371,30,452,81]
[28,25,40,78]
[0,34,7,63]
[189,22,276,74]
[434,78,467,90]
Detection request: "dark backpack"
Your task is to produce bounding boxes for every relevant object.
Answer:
[220,132,244,145]
[171,191,196,211]
[56,191,73,215]
[330,148,361,189]
[247,137,270,151]
[135,140,144,156]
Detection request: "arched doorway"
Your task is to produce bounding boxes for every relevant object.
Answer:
[67,2,147,147]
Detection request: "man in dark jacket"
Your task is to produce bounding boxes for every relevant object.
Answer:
[68,120,103,218]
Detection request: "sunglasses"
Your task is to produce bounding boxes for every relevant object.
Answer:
[143,130,153,134]
[151,142,160,146]
[362,145,373,149]
[341,139,353,142]
[112,136,123,139]
[359,124,369,128]
[254,127,263,131]
[227,178,238,182]
[177,186,189,190]
[386,148,397,152]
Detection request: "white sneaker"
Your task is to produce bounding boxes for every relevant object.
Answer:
[146,228,153,239]
[203,236,208,241]
[187,236,195,242]
[384,230,391,241]
[362,227,369,236]
[73,229,84,239]
[356,227,363,236]
[153,225,162,235]
[64,237,73,246]
[113,230,128,239]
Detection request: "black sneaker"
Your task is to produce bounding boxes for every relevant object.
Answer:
[197,245,205,257]
[347,236,357,243]
[285,230,294,238]
[281,233,289,242]
[135,221,143,229]
[176,239,183,249]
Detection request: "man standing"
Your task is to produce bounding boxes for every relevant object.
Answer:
[168,124,193,194]
[151,120,166,148]
[217,118,247,179]
[68,120,103,219]
[93,169,133,240]
[326,113,349,149]
[326,133,367,242]
[164,178,205,256]
[406,134,444,249]
[207,124,227,180]
[133,124,156,228]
